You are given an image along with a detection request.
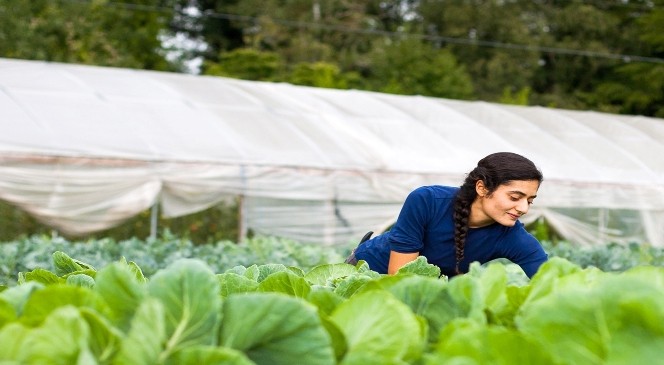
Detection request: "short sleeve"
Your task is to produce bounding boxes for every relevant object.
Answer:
[387,187,431,253]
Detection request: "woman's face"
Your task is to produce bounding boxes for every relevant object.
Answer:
[471,179,540,228]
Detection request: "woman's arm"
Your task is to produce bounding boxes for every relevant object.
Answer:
[386,188,431,274]
[502,225,549,279]
[388,251,419,275]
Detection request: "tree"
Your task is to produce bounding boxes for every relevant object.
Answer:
[414,0,542,101]
[203,48,283,81]
[287,62,361,89]
[577,3,664,117]
[367,38,474,99]
[0,0,176,71]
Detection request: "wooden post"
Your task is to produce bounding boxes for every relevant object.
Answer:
[149,202,158,241]
[237,195,247,244]
[237,164,248,244]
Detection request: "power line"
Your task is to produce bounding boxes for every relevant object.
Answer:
[62,0,664,64]
[579,0,660,10]
[203,10,664,64]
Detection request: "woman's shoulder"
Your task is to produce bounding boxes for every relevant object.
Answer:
[411,185,459,199]
[401,186,458,216]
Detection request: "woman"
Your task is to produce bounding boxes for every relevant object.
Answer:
[346,152,548,278]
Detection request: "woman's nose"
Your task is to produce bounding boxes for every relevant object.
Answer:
[517,200,529,215]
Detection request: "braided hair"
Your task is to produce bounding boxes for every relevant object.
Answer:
[453,152,543,275]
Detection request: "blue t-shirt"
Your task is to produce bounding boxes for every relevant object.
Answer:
[354,185,548,278]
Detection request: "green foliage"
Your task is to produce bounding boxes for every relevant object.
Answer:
[148,259,221,361]
[542,241,664,272]
[499,87,531,106]
[527,217,560,243]
[221,293,336,365]
[288,62,360,89]
[396,256,441,278]
[368,39,474,99]
[637,5,664,53]
[0,234,346,286]
[204,48,283,81]
[590,63,664,117]
[330,290,424,362]
[1,252,663,363]
[2,231,664,289]
[0,0,176,71]
[0,199,241,244]
[202,49,361,89]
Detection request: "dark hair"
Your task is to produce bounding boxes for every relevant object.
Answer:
[453,152,543,274]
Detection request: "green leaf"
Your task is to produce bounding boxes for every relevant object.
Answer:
[517,271,664,365]
[340,351,410,365]
[332,274,373,298]
[305,263,358,286]
[63,269,97,281]
[306,286,344,316]
[383,275,455,342]
[330,290,424,362]
[0,281,43,316]
[16,272,25,285]
[220,292,336,365]
[258,271,311,298]
[287,266,305,277]
[354,274,408,295]
[353,260,371,272]
[79,308,123,364]
[256,264,289,282]
[23,268,63,285]
[125,259,147,283]
[396,256,441,278]
[523,257,583,305]
[52,251,85,276]
[468,262,511,325]
[217,273,259,297]
[446,275,486,324]
[0,299,16,329]
[113,298,166,365]
[319,315,347,362]
[622,265,664,289]
[148,259,222,357]
[117,256,148,283]
[66,274,96,288]
[429,318,556,364]
[0,323,30,361]
[23,306,92,365]
[171,346,255,365]
[94,261,146,332]
[21,284,110,327]
[243,265,260,281]
[76,347,98,365]
[225,265,248,276]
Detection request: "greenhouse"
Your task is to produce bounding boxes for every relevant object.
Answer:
[0,57,663,246]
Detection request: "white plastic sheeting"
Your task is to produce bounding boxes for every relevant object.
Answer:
[1,57,663,246]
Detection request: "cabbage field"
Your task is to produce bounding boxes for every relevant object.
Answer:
[1,247,663,365]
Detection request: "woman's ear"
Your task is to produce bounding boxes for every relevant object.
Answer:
[475,180,487,197]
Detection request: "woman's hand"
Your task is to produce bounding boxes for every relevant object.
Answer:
[388,251,419,275]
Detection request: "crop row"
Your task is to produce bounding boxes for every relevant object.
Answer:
[1,251,663,364]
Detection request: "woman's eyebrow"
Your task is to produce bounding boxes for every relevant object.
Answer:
[508,190,537,199]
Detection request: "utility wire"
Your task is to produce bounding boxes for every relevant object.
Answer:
[578,0,660,10]
[205,11,664,64]
[61,0,664,64]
